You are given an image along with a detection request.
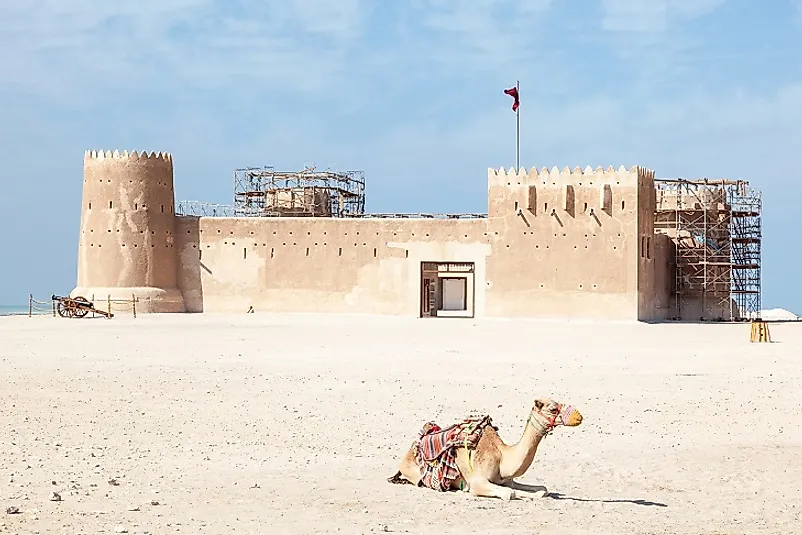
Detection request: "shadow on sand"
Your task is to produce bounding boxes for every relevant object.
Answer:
[546,492,667,508]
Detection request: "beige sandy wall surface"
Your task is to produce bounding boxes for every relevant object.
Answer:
[1,314,800,535]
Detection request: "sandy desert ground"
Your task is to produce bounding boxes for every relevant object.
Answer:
[1,312,800,535]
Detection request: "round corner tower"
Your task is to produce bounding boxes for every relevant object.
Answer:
[71,149,186,313]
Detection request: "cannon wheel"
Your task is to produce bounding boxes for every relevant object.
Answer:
[56,299,75,318]
[56,296,92,318]
[72,296,91,318]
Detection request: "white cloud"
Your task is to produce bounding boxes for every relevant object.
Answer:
[592,0,734,93]
[408,0,555,72]
[600,0,727,32]
[281,0,371,37]
[0,0,371,98]
[0,0,565,113]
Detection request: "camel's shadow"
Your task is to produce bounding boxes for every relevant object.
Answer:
[545,491,667,508]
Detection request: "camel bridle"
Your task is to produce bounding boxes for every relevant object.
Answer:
[528,404,562,437]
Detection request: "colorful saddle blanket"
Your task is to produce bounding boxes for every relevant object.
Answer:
[414,414,497,491]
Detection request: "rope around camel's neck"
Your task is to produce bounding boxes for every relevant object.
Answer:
[527,409,557,437]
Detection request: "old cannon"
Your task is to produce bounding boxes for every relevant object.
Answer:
[51,294,114,319]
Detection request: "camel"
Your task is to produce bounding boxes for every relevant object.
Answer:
[387,398,582,500]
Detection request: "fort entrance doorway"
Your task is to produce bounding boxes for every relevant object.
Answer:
[419,262,475,318]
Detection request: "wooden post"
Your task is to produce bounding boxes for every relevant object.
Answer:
[108,295,111,317]
[28,294,32,317]
[750,320,771,343]
[132,294,136,318]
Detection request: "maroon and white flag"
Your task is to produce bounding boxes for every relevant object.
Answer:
[503,86,519,112]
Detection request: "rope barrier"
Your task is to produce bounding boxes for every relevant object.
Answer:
[86,294,138,318]
[29,294,52,317]
[87,294,138,318]
[9,294,141,319]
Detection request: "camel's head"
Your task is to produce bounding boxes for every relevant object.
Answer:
[533,398,583,428]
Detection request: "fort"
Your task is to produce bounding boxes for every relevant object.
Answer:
[71,150,762,321]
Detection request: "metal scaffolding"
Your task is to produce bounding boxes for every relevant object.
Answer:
[233,166,365,218]
[655,178,762,321]
[729,183,763,318]
[175,162,490,220]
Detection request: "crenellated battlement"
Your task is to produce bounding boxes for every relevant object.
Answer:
[74,147,185,313]
[488,165,653,186]
[84,150,173,162]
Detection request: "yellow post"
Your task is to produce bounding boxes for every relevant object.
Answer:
[750,320,771,343]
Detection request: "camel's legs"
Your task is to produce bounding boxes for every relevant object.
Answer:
[388,442,423,486]
[467,476,516,500]
[503,480,548,499]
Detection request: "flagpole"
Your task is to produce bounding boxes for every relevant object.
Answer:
[516,80,520,170]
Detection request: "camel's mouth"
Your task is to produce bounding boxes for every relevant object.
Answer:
[560,405,583,427]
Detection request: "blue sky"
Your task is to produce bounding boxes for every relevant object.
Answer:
[1,0,800,312]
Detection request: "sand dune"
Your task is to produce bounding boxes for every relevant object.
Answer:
[1,313,800,534]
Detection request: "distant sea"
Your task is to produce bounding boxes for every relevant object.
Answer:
[0,304,30,316]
